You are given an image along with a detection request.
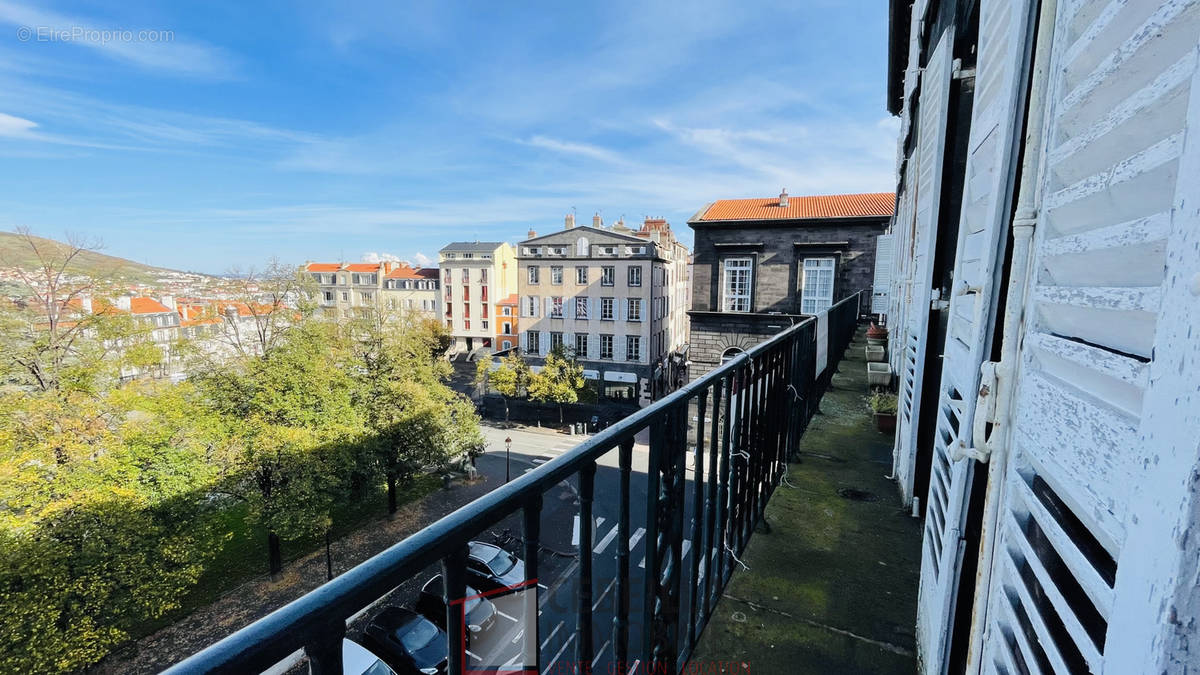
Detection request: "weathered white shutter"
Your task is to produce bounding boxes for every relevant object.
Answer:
[614,335,625,362]
[872,233,894,315]
[916,0,1033,671]
[895,26,954,506]
[539,331,549,357]
[975,2,1200,673]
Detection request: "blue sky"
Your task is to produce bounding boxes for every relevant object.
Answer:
[0,0,896,274]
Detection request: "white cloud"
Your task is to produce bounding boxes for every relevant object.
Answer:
[361,251,403,263]
[520,135,623,164]
[413,252,432,267]
[0,111,37,137]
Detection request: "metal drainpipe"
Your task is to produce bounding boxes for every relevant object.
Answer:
[964,0,1057,669]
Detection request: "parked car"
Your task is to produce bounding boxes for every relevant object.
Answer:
[465,541,525,592]
[361,606,449,675]
[343,638,398,675]
[416,574,498,638]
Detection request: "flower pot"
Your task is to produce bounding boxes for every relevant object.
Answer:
[866,336,887,347]
[874,412,897,434]
[867,362,891,387]
[865,323,888,346]
[865,345,886,362]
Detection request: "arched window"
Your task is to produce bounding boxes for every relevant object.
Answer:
[721,347,744,364]
[576,237,589,256]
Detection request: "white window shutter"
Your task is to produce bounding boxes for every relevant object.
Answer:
[614,335,625,362]
[539,331,549,357]
[872,234,893,315]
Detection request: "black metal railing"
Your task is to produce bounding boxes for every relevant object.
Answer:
[165,291,866,675]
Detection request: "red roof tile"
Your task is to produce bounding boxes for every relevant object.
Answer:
[129,297,171,314]
[386,265,424,279]
[305,263,341,272]
[694,192,894,222]
[497,294,519,305]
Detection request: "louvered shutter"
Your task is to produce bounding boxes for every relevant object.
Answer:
[895,26,954,506]
[614,335,625,362]
[539,331,549,357]
[974,2,1200,673]
[916,1,1034,671]
[872,234,893,315]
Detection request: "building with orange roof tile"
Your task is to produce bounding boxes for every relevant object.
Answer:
[304,260,441,320]
[438,242,517,353]
[687,189,893,380]
[494,294,519,352]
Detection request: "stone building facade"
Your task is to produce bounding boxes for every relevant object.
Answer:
[687,190,892,379]
[438,242,518,354]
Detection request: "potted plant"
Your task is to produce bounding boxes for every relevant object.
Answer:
[869,392,898,434]
[866,322,888,346]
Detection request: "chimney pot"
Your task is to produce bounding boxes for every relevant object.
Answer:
[593,212,602,228]
[527,229,538,239]
[564,213,575,229]
[779,188,789,207]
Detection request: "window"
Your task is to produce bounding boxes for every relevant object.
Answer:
[482,320,489,330]
[463,253,474,259]
[551,266,563,285]
[628,266,642,287]
[601,266,615,286]
[360,291,374,303]
[722,258,753,312]
[341,291,349,302]
[576,237,589,256]
[443,269,451,284]
[526,331,540,354]
[463,303,470,318]
[340,274,348,285]
[551,297,564,318]
[601,297,614,320]
[552,246,565,256]
[550,331,564,351]
[602,246,616,255]
[576,266,588,284]
[801,258,836,314]
[575,333,588,357]
[463,286,470,301]
[461,269,470,283]
[351,273,360,284]
[528,266,540,284]
[502,306,512,316]
[465,319,471,329]
[481,285,488,302]
[600,334,614,359]
[525,296,538,317]
[503,322,512,335]
[575,297,589,319]
[502,340,512,350]
[481,304,489,318]
[626,336,641,361]
[322,290,333,304]
[480,268,488,284]
[627,298,642,321]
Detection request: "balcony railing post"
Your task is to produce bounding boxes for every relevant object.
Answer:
[667,402,687,667]
[702,379,722,622]
[579,460,597,668]
[614,439,634,670]
[306,621,346,675]
[714,373,733,589]
[443,546,468,675]
[642,412,665,669]
[688,389,709,652]
[523,495,542,670]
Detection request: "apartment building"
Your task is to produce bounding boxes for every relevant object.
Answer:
[517,213,690,405]
[438,242,517,353]
[304,261,439,320]
[494,294,519,352]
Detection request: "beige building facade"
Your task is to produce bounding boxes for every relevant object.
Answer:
[305,261,440,320]
[517,214,690,405]
[438,242,517,353]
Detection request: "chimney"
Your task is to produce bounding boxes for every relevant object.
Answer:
[80,296,93,313]
[779,188,789,207]
[527,228,538,239]
[593,212,603,228]
[116,296,132,311]
[564,213,575,229]
[160,295,176,311]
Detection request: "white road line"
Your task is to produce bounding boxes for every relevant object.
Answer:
[466,649,481,660]
[593,577,617,611]
[537,583,548,590]
[495,609,519,623]
[594,525,620,554]
[628,659,641,675]
[542,633,577,675]
[573,516,606,547]
[628,527,646,550]
[511,629,524,644]
[541,621,564,651]
[639,539,691,569]
[592,639,612,669]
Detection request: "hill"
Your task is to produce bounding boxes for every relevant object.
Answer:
[0,231,205,286]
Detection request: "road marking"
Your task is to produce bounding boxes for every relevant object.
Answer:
[592,639,612,669]
[593,577,617,611]
[537,583,548,590]
[573,516,606,547]
[466,649,481,660]
[495,609,519,623]
[639,539,690,569]
[511,629,524,644]
[541,621,563,651]
[628,527,646,550]
[594,525,620,554]
[628,659,641,675]
[542,633,577,675]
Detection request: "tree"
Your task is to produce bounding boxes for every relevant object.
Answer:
[527,345,587,424]
[199,258,314,362]
[488,352,531,423]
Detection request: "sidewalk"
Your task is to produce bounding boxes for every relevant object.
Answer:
[690,328,922,674]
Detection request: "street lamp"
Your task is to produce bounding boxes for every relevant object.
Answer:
[505,436,512,483]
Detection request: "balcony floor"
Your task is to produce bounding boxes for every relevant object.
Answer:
[690,329,922,674]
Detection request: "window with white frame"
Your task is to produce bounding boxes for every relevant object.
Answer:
[550,331,564,351]
[551,266,563,285]
[528,266,540,284]
[627,298,642,321]
[574,333,588,357]
[722,258,753,312]
[480,268,488,283]
[575,297,589,319]
[576,266,588,284]
[461,269,469,283]
[800,258,835,314]
[525,296,538,316]
[601,266,615,286]
[627,266,642,287]
[600,334,613,359]
[600,297,614,320]
[526,331,540,354]
[551,296,563,318]
[626,336,641,361]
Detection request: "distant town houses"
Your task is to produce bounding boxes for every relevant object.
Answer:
[686,190,893,380]
[438,242,518,354]
[304,260,441,320]
[516,213,690,405]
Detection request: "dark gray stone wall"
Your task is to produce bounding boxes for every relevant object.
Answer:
[689,217,887,314]
[687,314,790,380]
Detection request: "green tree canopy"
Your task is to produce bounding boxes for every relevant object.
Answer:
[527,345,587,424]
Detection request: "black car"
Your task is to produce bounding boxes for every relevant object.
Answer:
[416,574,498,639]
[361,606,449,675]
[465,541,525,592]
